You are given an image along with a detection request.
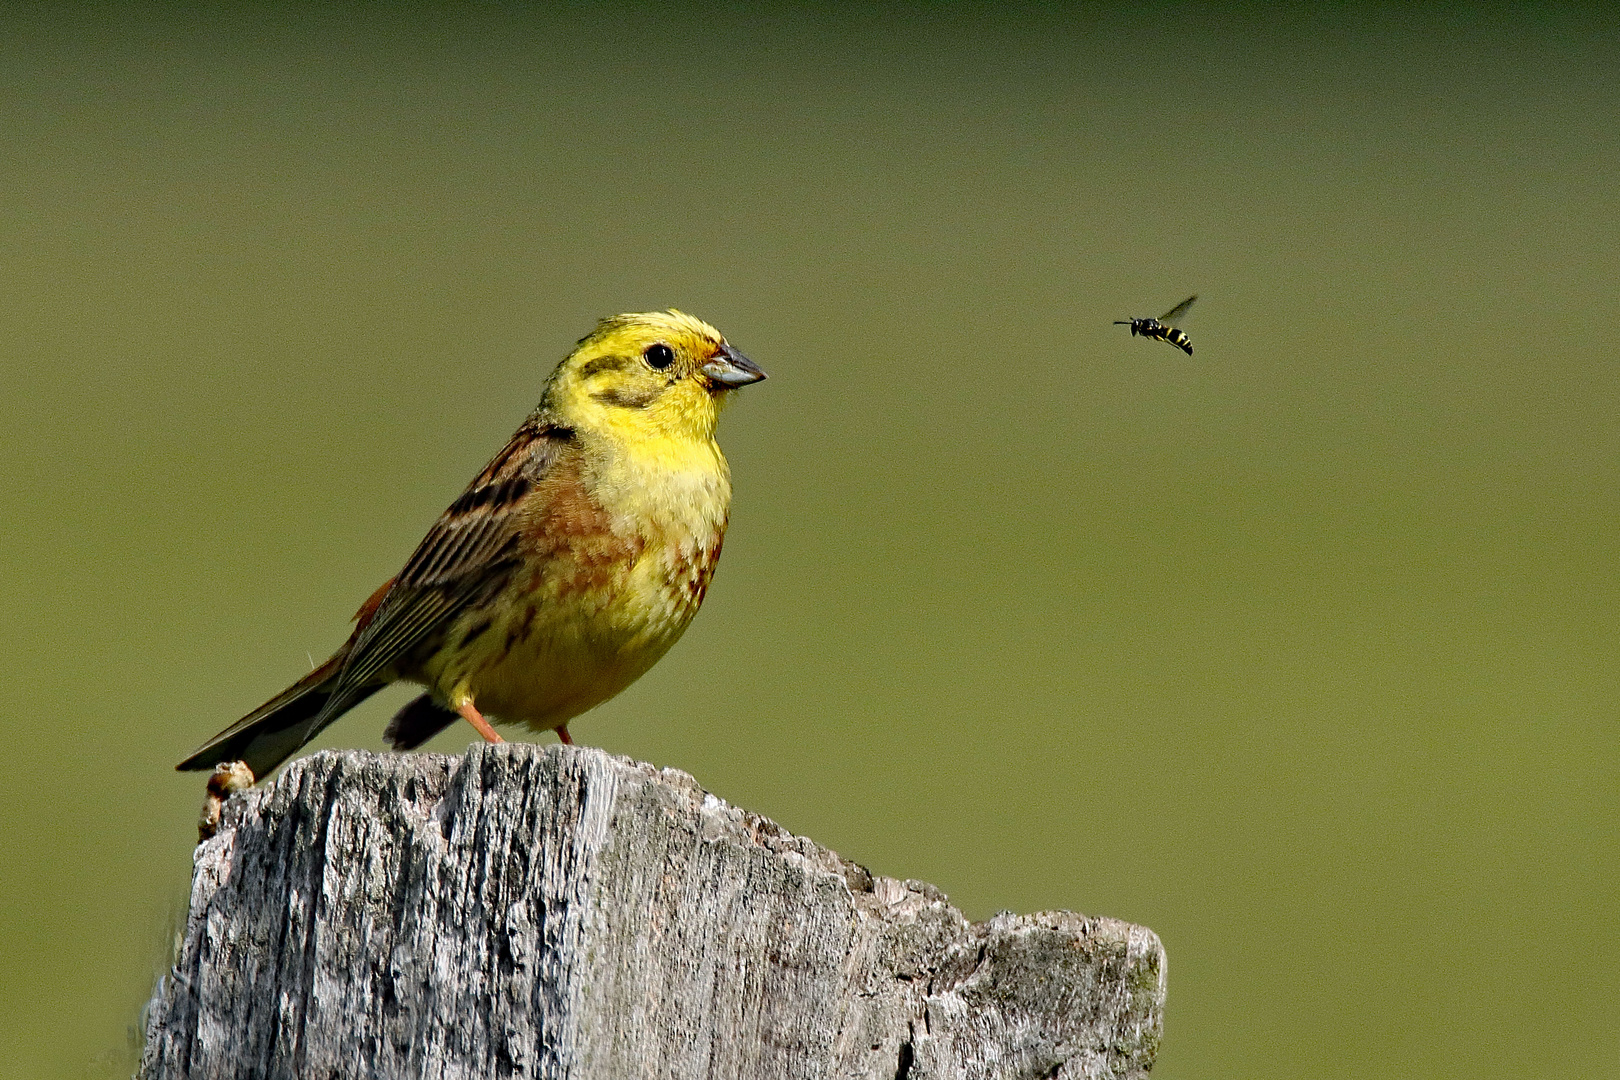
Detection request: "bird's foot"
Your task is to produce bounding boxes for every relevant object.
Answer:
[454,700,505,744]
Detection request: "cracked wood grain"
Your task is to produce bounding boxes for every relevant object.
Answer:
[141,743,1164,1079]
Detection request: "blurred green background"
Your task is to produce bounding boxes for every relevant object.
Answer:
[2,4,1616,1077]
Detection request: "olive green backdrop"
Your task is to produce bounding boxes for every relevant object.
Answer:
[2,4,1615,1077]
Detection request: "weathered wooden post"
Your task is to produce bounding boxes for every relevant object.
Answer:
[141,744,1165,1078]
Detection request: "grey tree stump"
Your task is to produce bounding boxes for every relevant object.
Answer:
[142,744,1165,1079]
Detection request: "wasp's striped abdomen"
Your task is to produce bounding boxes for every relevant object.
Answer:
[1149,322,1193,355]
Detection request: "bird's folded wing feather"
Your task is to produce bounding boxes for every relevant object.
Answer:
[332,420,574,691]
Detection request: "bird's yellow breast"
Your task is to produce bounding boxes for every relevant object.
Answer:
[417,428,731,733]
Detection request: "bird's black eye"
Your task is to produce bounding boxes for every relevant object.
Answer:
[644,343,675,370]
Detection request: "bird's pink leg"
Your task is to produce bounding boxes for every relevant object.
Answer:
[455,700,505,744]
[556,725,574,745]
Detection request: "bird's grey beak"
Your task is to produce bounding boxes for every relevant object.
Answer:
[703,344,767,388]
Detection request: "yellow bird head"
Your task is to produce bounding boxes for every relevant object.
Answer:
[546,310,766,443]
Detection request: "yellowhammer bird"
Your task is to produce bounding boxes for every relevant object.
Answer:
[178,310,765,780]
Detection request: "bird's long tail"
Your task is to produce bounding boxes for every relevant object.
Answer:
[176,653,384,778]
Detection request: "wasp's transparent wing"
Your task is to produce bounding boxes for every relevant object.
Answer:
[1157,295,1197,326]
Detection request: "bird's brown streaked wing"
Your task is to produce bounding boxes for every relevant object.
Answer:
[1158,295,1197,325]
[327,421,576,694]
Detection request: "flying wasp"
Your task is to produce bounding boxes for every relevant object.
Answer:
[1115,295,1196,355]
